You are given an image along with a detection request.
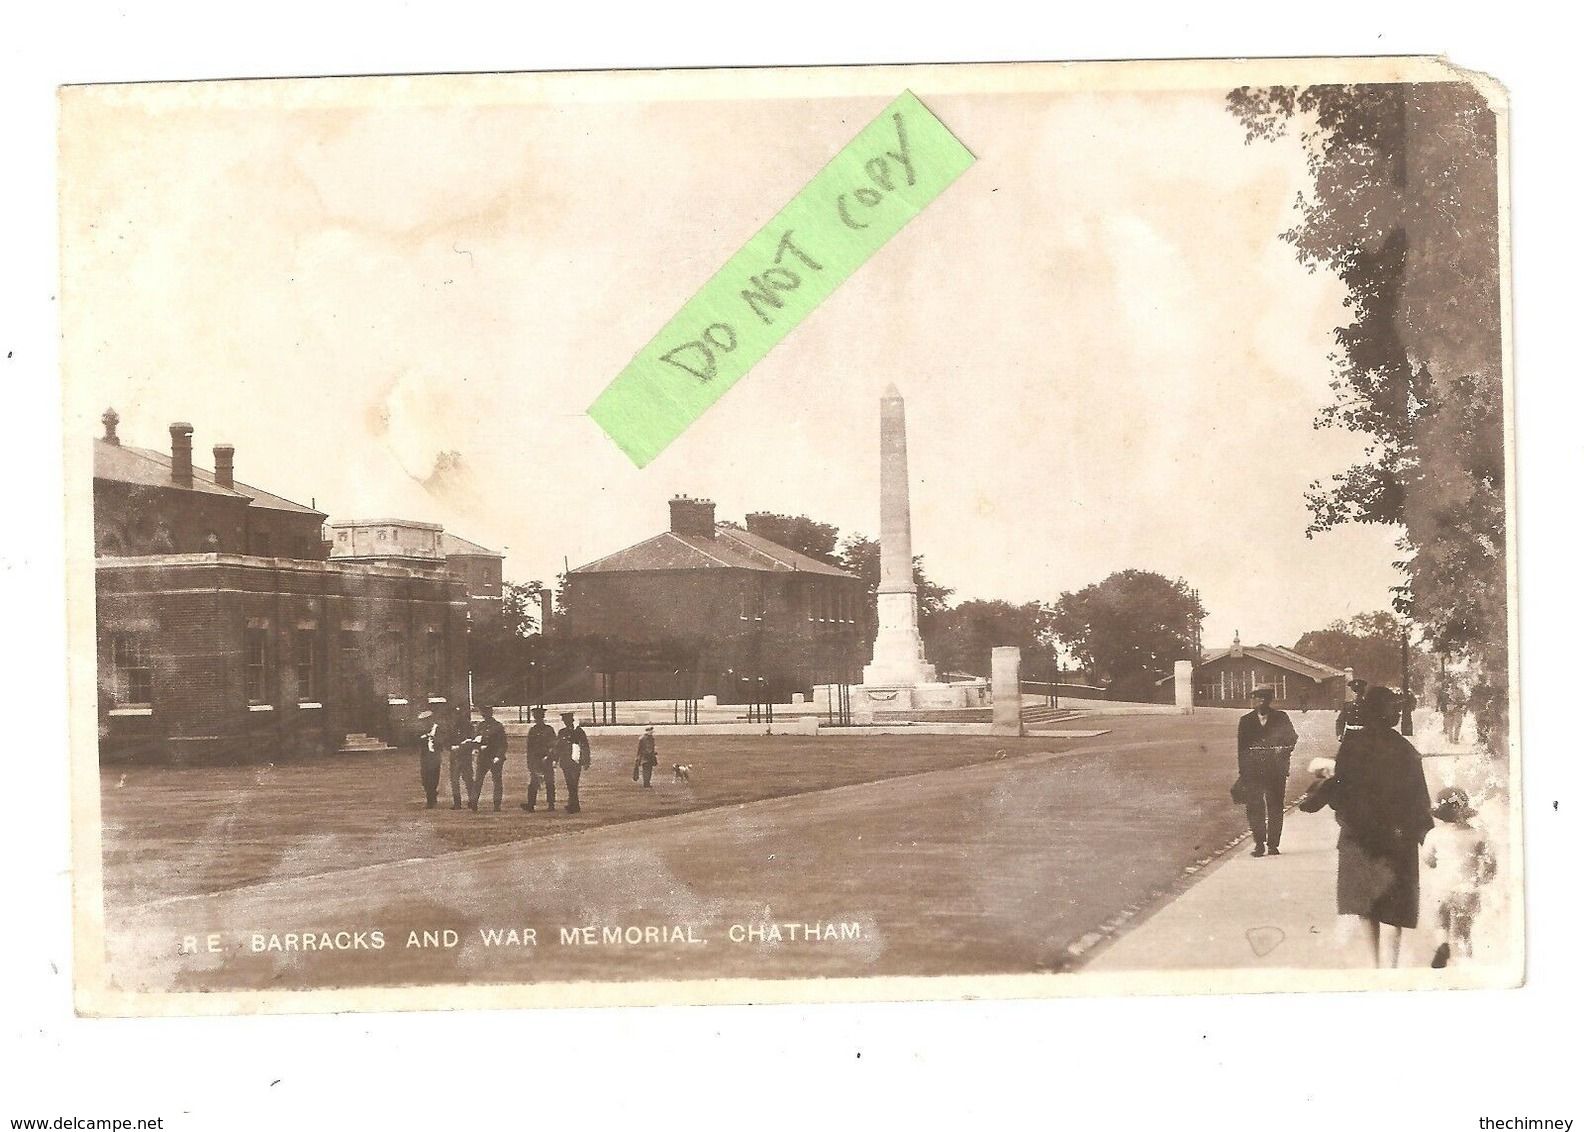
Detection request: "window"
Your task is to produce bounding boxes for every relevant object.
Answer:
[339,629,363,700]
[294,628,319,702]
[384,628,407,690]
[422,628,445,697]
[245,626,272,704]
[107,632,153,707]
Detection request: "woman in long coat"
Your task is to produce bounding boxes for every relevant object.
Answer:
[1331,685,1435,968]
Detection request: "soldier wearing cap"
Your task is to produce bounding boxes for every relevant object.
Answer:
[415,709,448,810]
[556,711,592,814]
[467,704,509,812]
[1336,678,1370,740]
[521,706,558,812]
[1237,685,1299,857]
[448,703,478,810]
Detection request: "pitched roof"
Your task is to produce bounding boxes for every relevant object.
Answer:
[440,532,502,558]
[572,525,854,578]
[93,439,325,517]
[1199,643,1345,682]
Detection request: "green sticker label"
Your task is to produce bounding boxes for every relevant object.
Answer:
[588,91,975,467]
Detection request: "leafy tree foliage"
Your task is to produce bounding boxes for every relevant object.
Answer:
[1294,610,1435,693]
[927,599,1057,678]
[469,579,549,707]
[1050,570,1206,701]
[743,513,841,565]
[834,532,953,650]
[1225,83,1507,722]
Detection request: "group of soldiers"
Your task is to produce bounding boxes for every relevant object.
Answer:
[415,704,591,814]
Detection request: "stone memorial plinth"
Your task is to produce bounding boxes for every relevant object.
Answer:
[990,647,1024,736]
[1174,660,1195,714]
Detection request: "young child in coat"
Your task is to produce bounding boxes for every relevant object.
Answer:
[1422,786,1498,968]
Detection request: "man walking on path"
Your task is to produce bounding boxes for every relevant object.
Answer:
[1336,678,1369,741]
[521,707,557,811]
[1239,686,1299,857]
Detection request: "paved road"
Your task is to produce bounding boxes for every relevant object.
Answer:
[103,710,1338,992]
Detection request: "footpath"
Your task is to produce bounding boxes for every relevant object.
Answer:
[1086,711,1515,973]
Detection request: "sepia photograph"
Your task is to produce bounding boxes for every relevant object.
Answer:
[58,57,1519,1015]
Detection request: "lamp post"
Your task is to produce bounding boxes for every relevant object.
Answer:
[1399,625,1415,736]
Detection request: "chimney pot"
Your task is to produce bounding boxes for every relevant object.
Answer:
[101,408,121,446]
[213,444,235,490]
[170,422,194,487]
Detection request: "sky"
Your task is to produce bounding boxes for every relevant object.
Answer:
[60,69,1406,649]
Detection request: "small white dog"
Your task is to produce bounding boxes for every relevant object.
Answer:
[672,763,692,784]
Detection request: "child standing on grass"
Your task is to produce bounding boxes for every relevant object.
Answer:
[1422,786,1497,968]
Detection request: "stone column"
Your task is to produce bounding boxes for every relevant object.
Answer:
[1174,660,1195,714]
[991,647,1024,736]
[863,384,937,687]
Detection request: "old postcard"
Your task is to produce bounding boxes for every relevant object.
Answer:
[61,56,1520,1016]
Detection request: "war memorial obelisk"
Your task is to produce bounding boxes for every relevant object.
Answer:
[862,384,939,687]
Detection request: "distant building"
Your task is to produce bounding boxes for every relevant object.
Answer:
[1190,635,1346,710]
[327,519,504,628]
[93,412,469,764]
[563,496,866,703]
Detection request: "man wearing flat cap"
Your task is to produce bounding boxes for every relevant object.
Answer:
[633,726,658,788]
[555,711,592,814]
[1237,686,1299,857]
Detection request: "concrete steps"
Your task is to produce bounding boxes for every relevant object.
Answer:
[339,732,397,754]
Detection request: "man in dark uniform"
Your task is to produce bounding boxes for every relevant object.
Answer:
[1237,686,1299,857]
[467,704,509,812]
[556,711,592,814]
[1336,678,1369,740]
[521,707,558,811]
[448,704,477,810]
[416,709,448,810]
[633,726,658,787]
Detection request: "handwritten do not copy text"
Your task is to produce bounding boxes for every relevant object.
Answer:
[587,91,975,467]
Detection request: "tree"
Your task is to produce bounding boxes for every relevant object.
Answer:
[1294,611,1435,693]
[500,580,546,637]
[469,578,548,707]
[835,533,953,651]
[1050,570,1206,701]
[1225,82,1507,744]
[928,599,1058,678]
[742,513,841,565]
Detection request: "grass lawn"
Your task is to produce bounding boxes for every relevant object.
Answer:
[99,732,1073,907]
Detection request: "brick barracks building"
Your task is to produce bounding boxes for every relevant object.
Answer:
[326,519,504,631]
[93,412,479,764]
[563,496,866,703]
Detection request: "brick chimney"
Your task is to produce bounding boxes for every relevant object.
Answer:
[101,408,121,446]
[668,494,716,538]
[170,423,194,487]
[213,444,235,490]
